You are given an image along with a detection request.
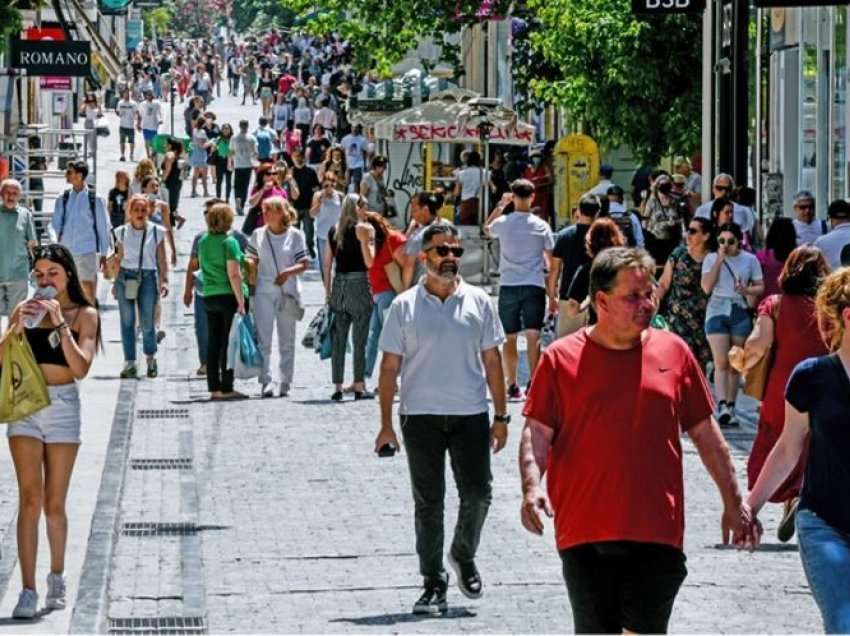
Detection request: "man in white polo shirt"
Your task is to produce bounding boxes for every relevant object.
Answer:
[814,199,850,270]
[376,222,508,616]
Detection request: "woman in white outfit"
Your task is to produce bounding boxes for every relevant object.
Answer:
[310,173,343,293]
[246,197,310,398]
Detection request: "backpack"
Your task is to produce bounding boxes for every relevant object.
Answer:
[59,188,102,252]
[611,212,637,247]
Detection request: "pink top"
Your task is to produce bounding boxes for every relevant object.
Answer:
[252,185,287,228]
[756,248,784,298]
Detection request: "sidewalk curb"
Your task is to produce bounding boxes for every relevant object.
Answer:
[69,380,138,634]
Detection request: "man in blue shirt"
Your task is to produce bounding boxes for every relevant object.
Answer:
[0,179,37,329]
[50,161,112,301]
[254,117,275,163]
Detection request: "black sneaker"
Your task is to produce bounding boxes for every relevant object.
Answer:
[412,575,448,615]
[507,384,524,401]
[331,391,343,402]
[448,552,483,599]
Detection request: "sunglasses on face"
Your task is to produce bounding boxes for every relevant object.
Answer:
[426,245,464,258]
[718,237,737,246]
[714,184,731,192]
[686,227,702,235]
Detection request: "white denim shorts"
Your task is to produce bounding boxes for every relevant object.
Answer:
[73,252,98,283]
[7,383,82,444]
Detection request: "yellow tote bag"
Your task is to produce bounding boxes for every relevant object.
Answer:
[0,333,51,423]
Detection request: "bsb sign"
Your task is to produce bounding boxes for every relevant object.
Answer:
[10,40,91,77]
[632,0,705,13]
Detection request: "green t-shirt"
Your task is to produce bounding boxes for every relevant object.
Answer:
[216,137,231,160]
[197,233,247,298]
[0,205,36,281]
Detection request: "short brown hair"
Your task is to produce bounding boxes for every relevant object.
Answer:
[589,247,656,309]
[585,218,626,258]
[816,267,850,351]
[206,203,234,234]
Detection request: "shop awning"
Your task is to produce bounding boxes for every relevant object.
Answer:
[98,0,134,15]
[65,0,123,81]
[373,89,534,146]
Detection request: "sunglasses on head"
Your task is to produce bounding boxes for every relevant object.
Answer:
[426,245,464,258]
[717,237,737,246]
[32,245,66,261]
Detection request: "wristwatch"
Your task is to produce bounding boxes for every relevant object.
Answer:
[494,413,511,424]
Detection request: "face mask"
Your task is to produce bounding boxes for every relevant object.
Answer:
[531,157,542,167]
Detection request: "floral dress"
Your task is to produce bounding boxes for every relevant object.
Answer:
[663,245,711,370]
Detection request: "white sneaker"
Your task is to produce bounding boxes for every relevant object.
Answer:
[46,572,66,610]
[12,588,38,619]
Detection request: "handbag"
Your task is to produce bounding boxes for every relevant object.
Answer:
[742,295,781,401]
[302,305,328,349]
[95,117,111,138]
[122,224,148,300]
[0,333,51,423]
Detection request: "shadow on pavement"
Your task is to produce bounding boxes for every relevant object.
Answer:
[329,607,476,626]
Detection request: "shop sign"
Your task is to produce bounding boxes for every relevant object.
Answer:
[392,123,533,144]
[753,1,845,6]
[632,0,705,13]
[10,40,91,77]
[25,25,72,90]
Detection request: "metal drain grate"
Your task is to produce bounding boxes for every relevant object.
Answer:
[109,616,207,634]
[136,409,190,420]
[130,458,193,470]
[121,522,199,537]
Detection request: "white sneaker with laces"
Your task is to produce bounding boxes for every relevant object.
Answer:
[12,588,38,619]
[46,572,66,610]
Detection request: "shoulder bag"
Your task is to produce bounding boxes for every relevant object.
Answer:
[123,224,148,301]
[742,294,781,401]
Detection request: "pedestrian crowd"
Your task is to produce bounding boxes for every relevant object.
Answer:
[0,26,849,635]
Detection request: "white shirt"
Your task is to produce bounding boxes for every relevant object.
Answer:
[455,167,490,201]
[247,226,309,297]
[118,223,164,271]
[487,211,554,288]
[117,99,139,129]
[312,107,337,130]
[588,179,613,197]
[139,99,162,131]
[695,199,755,233]
[793,218,827,246]
[686,172,702,195]
[379,279,505,416]
[702,251,763,299]
[341,134,366,169]
[314,192,342,239]
[814,222,850,270]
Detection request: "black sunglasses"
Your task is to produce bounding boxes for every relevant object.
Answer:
[714,184,731,192]
[32,245,66,261]
[717,237,738,246]
[426,245,464,258]
[686,227,702,235]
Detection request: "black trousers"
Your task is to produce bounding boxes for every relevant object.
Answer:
[215,160,232,202]
[296,208,315,258]
[560,541,687,634]
[401,413,492,579]
[233,168,253,214]
[203,294,243,393]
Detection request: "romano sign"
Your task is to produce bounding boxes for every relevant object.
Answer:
[10,40,91,77]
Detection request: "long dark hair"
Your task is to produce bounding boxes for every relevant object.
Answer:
[415,191,444,217]
[364,211,394,255]
[765,216,797,263]
[31,243,102,349]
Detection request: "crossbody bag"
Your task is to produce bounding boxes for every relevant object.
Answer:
[123,224,148,300]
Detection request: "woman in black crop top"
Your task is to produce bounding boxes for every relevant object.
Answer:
[324,194,374,401]
[0,243,99,617]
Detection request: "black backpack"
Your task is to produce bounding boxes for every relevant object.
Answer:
[611,212,637,247]
[59,187,102,252]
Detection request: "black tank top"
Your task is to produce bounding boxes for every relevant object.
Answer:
[25,328,81,367]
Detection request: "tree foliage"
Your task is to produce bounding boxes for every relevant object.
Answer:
[279,0,511,79]
[527,0,702,163]
[0,2,23,56]
[232,0,296,34]
[166,0,231,39]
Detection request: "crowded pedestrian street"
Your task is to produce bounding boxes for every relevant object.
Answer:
[1,6,850,634]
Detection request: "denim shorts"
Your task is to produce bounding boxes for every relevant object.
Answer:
[7,383,82,445]
[498,285,546,334]
[705,298,752,337]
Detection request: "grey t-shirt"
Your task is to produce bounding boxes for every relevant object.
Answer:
[231,132,257,170]
[487,212,554,288]
[362,172,386,214]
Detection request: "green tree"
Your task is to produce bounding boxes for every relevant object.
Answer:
[143,6,174,38]
[232,0,296,33]
[0,2,23,57]
[280,0,511,79]
[528,0,702,163]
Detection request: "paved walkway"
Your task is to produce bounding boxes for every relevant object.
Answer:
[0,92,824,633]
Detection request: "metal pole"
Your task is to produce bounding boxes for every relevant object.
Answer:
[701,3,714,202]
[481,138,490,285]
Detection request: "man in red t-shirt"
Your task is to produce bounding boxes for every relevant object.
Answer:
[519,247,757,634]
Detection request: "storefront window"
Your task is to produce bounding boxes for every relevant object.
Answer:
[800,10,818,195]
[832,6,848,201]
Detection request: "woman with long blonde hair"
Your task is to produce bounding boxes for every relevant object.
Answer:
[130,158,156,195]
[324,193,374,401]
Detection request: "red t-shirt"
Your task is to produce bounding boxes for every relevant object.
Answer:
[278,75,296,96]
[368,231,406,296]
[523,328,714,551]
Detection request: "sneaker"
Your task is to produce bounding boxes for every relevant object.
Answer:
[412,575,448,615]
[726,406,740,428]
[330,391,343,402]
[46,572,66,610]
[778,497,800,543]
[120,364,138,380]
[354,390,375,401]
[12,588,38,619]
[196,364,207,376]
[448,552,483,600]
[279,384,290,398]
[156,330,167,344]
[507,384,524,402]
[717,401,732,427]
[261,383,274,398]
[119,156,126,162]
[146,358,158,379]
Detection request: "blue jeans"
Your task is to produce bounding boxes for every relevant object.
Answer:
[194,292,208,366]
[797,508,850,633]
[366,290,396,378]
[116,269,158,363]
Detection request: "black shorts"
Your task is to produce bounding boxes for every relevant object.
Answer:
[560,541,687,634]
[498,285,546,334]
[119,127,135,144]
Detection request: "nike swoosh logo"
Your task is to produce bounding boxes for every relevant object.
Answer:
[659,368,671,373]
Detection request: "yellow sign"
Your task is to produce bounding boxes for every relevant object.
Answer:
[554,133,600,226]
